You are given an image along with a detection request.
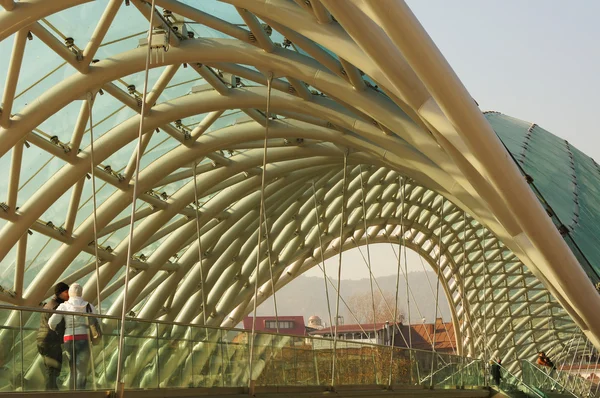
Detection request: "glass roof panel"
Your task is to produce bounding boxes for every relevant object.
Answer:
[12,41,72,116]
[74,178,119,231]
[43,3,102,49]
[489,113,600,283]
[23,236,63,290]
[37,100,82,143]
[17,148,54,208]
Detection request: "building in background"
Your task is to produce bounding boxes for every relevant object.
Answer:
[307,315,325,330]
[309,317,456,353]
[242,316,308,337]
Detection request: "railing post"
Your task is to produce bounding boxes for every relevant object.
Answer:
[155,321,160,389]
[18,309,23,391]
[463,357,467,386]
[189,326,194,387]
[311,337,320,386]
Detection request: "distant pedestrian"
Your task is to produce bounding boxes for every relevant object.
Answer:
[48,283,96,390]
[37,282,69,390]
[490,358,502,386]
[537,352,555,368]
[537,352,556,375]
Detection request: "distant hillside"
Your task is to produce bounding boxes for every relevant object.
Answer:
[254,271,451,326]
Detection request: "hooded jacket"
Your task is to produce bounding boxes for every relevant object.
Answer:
[48,297,96,340]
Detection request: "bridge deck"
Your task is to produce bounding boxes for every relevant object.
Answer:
[3,385,490,398]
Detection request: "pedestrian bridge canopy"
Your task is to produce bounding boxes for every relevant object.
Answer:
[0,0,600,390]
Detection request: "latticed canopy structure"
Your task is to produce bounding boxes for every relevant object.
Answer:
[1,0,599,375]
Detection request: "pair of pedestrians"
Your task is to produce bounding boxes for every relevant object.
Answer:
[36,282,97,390]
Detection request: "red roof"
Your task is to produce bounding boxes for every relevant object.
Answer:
[243,316,307,337]
[402,320,456,351]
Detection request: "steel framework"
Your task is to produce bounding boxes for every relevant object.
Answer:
[0,0,597,375]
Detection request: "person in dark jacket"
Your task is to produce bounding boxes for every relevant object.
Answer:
[37,282,69,390]
[490,358,502,386]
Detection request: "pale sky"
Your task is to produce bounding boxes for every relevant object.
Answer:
[306,1,600,281]
[408,0,600,160]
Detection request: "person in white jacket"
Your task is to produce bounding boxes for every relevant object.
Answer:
[48,283,96,390]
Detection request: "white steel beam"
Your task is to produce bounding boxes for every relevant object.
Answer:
[81,0,122,68]
[6,141,23,212]
[190,110,224,141]
[154,0,252,43]
[189,63,228,95]
[13,233,26,298]
[0,29,27,128]
[64,178,84,234]
[235,7,274,53]
[69,99,91,155]
[145,64,180,112]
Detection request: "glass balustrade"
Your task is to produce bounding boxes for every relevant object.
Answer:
[0,305,483,393]
[520,360,597,398]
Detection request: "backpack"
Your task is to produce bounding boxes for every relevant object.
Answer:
[86,303,102,346]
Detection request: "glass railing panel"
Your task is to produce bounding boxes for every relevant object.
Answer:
[374,345,391,386]
[521,360,577,397]
[0,304,493,393]
[313,337,332,386]
[89,316,114,391]
[156,323,193,388]
[221,330,249,387]
[333,340,362,386]
[279,335,297,386]
[412,349,434,386]
[491,362,545,398]
[189,327,223,388]
[0,309,20,392]
[19,309,39,391]
[250,333,276,386]
[267,333,289,386]
[389,346,413,385]
[223,330,242,387]
[118,319,158,390]
[461,359,484,387]
[431,352,461,388]
[350,341,376,385]
[289,335,315,386]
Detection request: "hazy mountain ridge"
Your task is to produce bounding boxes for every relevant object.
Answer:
[255,271,451,326]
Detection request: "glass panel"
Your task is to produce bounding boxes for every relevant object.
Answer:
[488,113,600,284]
[222,330,248,387]
[189,327,221,388]
[0,304,494,392]
[0,309,22,391]
[120,319,158,389]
